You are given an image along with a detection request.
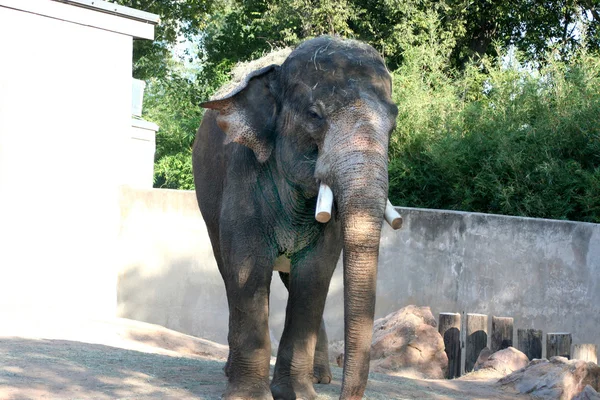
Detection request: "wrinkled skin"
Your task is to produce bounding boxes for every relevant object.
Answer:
[193,36,398,400]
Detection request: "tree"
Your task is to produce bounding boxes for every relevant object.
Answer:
[111,0,214,79]
[112,0,600,81]
[143,61,205,189]
[449,0,600,66]
[200,0,356,67]
[115,0,600,204]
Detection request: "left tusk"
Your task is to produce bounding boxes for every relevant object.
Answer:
[315,184,402,229]
[315,183,333,223]
[384,200,403,230]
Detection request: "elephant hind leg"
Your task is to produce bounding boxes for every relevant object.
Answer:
[223,351,232,377]
[276,272,333,386]
[312,320,332,384]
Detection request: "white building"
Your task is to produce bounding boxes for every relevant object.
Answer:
[0,0,159,318]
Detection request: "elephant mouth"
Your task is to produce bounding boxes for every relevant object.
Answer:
[315,182,402,229]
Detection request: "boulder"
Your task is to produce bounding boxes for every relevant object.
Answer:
[474,347,529,376]
[498,356,600,400]
[573,385,600,400]
[369,305,448,379]
[328,340,345,367]
[474,346,493,370]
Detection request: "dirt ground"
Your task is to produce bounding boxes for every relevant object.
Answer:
[0,317,534,400]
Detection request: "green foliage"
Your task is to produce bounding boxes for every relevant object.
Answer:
[124,0,600,222]
[201,0,357,67]
[200,0,600,73]
[389,46,600,222]
[111,0,214,79]
[142,61,206,189]
[502,0,600,62]
[350,0,462,70]
[114,0,600,81]
[153,151,195,190]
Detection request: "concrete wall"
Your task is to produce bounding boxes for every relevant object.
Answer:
[117,189,600,360]
[117,187,229,342]
[0,1,155,317]
[334,208,600,360]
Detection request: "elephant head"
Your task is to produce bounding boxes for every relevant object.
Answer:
[200,36,397,399]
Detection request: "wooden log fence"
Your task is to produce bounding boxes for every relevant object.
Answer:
[491,316,513,352]
[572,344,598,363]
[438,312,461,379]
[547,333,572,359]
[436,312,598,379]
[465,313,488,373]
[517,328,543,360]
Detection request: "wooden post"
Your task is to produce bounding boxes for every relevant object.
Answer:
[572,344,598,363]
[465,313,488,373]
[491,316,514,353]
[547,333,572,359]
[439,312,461,378]
[517,328,543,360]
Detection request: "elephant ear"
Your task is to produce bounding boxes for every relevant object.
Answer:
[200,65,279,163]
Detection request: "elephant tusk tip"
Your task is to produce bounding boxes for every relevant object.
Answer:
[315,183,333,224]
[389,216,403,230]
[385,200,403,230]
[316,211,332,223]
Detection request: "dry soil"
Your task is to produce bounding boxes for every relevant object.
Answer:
[0,317,534,400]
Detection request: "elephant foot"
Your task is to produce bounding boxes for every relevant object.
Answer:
[223,357,231,377]
[223,381,273,400]
[271,379,317,400]
[312,363,332,384]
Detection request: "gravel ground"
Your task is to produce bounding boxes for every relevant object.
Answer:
[0,317,533,400]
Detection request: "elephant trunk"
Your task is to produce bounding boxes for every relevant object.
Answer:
[329,127,389,399]
[340,211,384,399]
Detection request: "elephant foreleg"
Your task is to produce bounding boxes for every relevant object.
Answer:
[272,233,341,400]
[278,272,332,385]
[220,235,275,400]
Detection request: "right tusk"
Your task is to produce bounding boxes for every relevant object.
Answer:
[316,184,402,230]
[315,183,333,223]
[384,199,403,230]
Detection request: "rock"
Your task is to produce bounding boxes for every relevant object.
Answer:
[328,340,345,367]
[573,385,600,400]
[498,356,600,400]
[474,347,493,370]
[474,347,529,376]
[369,305,448,379]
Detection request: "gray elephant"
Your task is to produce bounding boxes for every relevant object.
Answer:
[193,36,398,400]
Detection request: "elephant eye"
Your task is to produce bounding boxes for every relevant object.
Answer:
[306,105,323,121]
[304,104,326,138]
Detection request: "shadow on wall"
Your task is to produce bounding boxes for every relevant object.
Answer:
[117,249,345,353]
[444,327,461,378]
[117,188,600,363]
[117,187,332,347]
[465,330,488,372]
[0,337,227,399]
[117,259,229,344]
[117,187,231,344]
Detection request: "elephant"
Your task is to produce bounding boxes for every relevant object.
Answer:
[192,36,398,400]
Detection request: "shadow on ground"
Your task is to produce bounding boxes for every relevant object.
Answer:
[0,334,532,400]
[0,337,226,400]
